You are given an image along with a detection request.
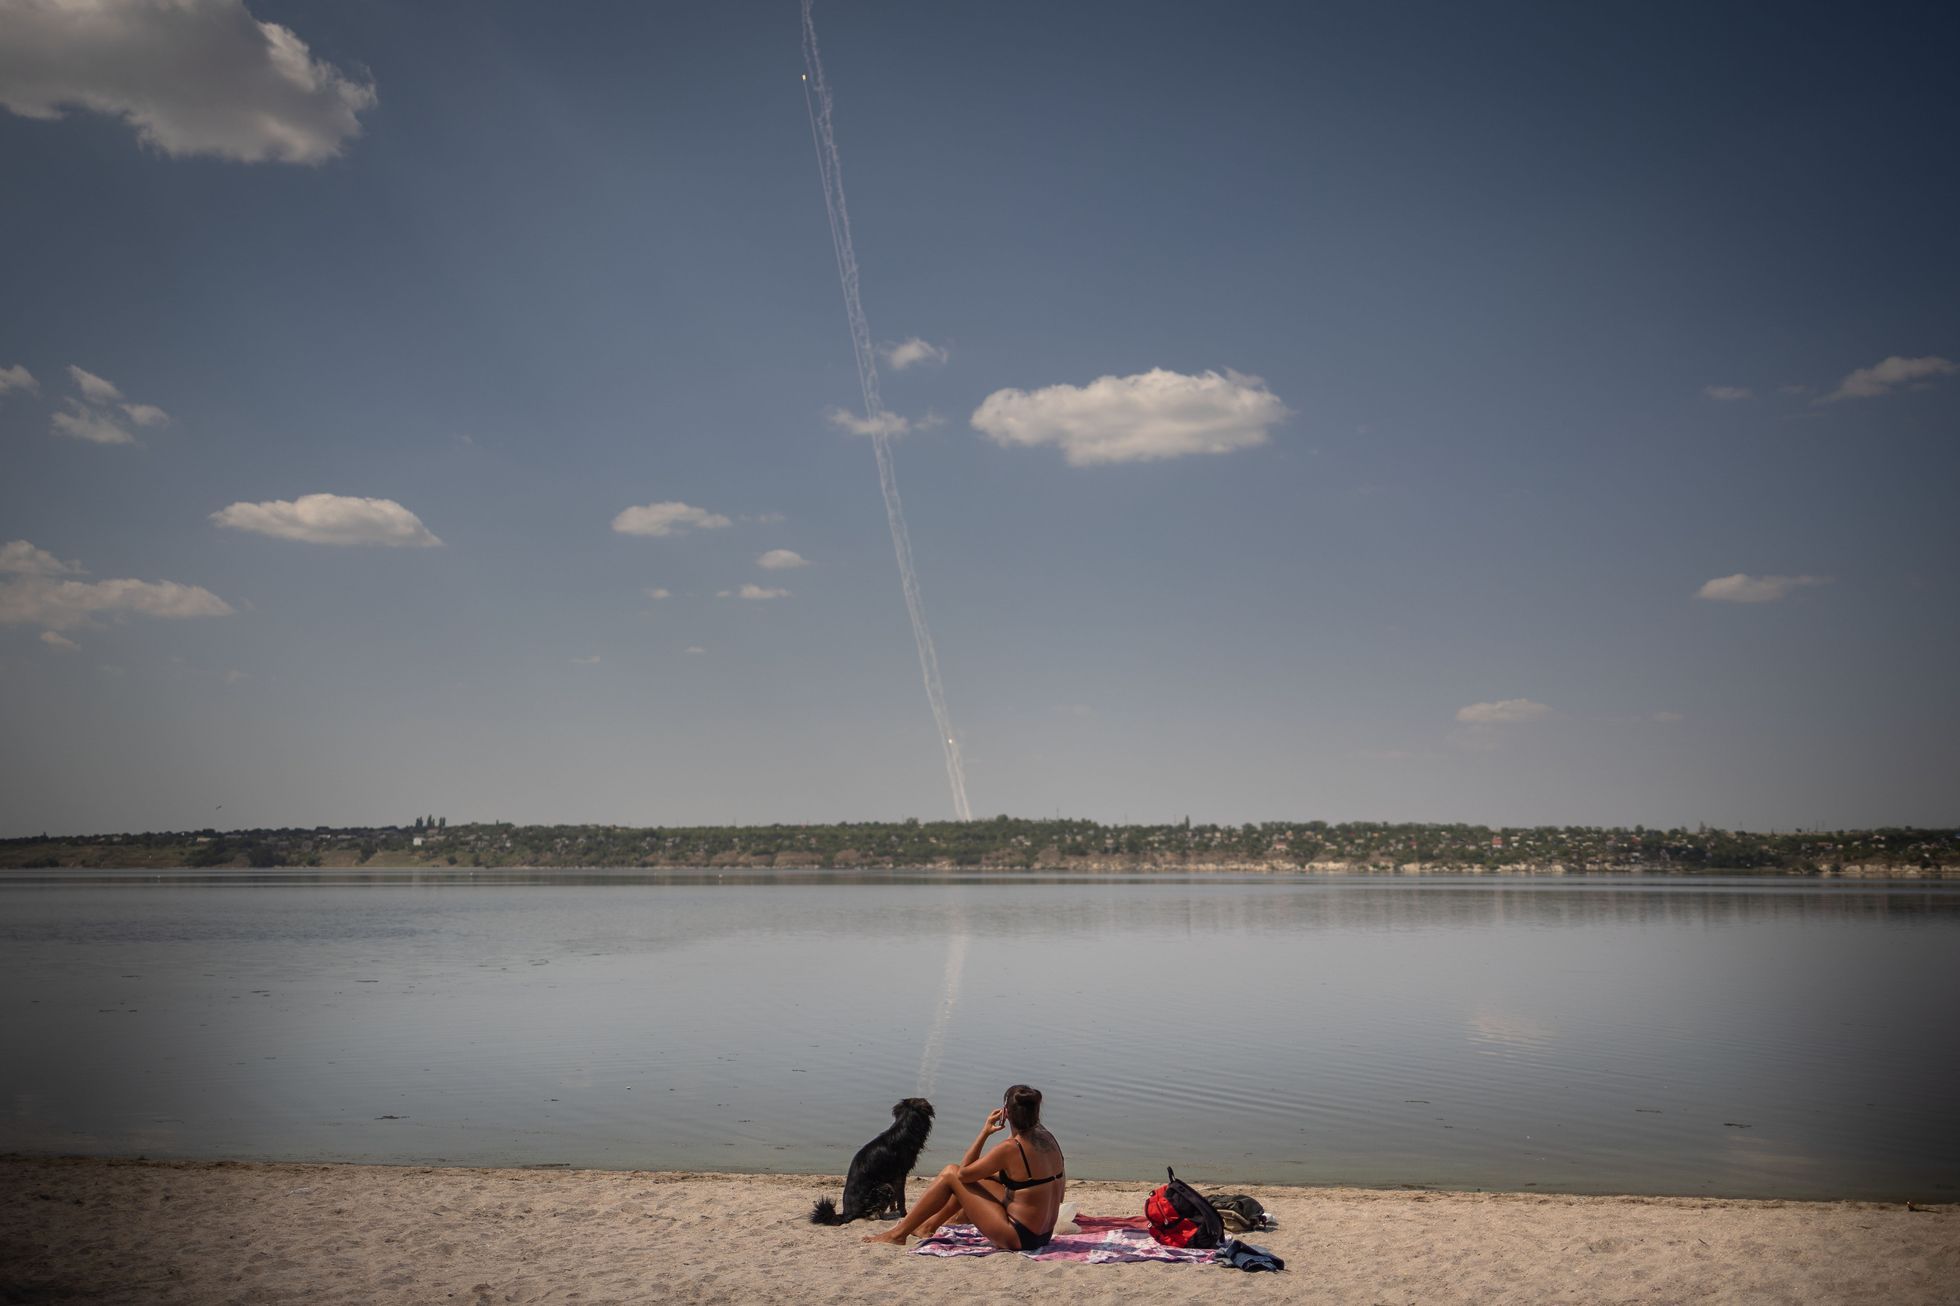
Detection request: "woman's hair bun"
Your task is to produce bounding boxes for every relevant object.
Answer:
[1003,1083,1043,1129]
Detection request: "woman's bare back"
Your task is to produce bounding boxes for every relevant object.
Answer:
[1003,1126,1065,1234]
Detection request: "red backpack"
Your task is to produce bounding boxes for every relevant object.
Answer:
[1145,1168,1224,1248]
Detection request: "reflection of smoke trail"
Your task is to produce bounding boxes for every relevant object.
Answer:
[916,928,968,1097]
[801,0,973,821]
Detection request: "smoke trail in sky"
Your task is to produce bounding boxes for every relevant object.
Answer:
[801,0,973,822]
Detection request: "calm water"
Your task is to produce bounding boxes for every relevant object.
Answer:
[2,870,1955,1201]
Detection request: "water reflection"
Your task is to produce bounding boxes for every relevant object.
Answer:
[2,873,1954,1202]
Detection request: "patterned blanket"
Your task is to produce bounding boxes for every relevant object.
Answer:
[911,1216,1217,1264]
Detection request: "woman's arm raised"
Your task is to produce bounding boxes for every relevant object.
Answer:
[961,1107,1006,1166]
[949,1140,1016,1185]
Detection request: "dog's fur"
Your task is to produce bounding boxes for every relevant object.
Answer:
[809,1097,935,1225]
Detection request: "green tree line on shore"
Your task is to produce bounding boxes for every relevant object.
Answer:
[4,818,1956,873]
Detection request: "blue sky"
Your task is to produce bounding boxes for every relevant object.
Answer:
[2,0,1956,835]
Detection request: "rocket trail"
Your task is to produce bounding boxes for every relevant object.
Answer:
[800,0,973,822]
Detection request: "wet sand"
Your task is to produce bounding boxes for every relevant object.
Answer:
[0,1157,1952,1304]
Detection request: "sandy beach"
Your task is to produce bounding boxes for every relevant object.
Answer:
[0,1158,1951,1305]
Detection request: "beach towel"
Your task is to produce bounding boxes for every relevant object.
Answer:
[911,1216,1218,1264]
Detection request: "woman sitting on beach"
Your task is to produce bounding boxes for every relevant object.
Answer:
[863,1084,1064,1250]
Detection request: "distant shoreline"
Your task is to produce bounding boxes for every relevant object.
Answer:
[4,854,1956,878]
[4,818,1955,877]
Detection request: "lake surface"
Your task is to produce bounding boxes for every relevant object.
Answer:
[2,870,1955,1201]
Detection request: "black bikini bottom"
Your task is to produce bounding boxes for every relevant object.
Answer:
[972,1183,1055,1251]
[1009,1214,1054,1252]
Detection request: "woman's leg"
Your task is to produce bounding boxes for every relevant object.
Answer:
[912,1177,1006,1243]
[910,1195,961,1239]
[863,1175,1012,1245]
[862,1172,960,1244]
[940,1174,1020,1250]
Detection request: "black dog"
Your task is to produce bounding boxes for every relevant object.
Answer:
[810,1097,935,1225]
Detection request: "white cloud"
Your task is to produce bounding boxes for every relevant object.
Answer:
[826,408,914,438]
[211,493,442,547]
[0,364,37,396]
[51,367,168,445]
[0,0,377,164]
[971,367,1289,466]
[570,654,601,666]
[1695,573,1828,603]
[39,630,79,653]
[643,587,672,601]
[1455,698,1552,725]
[0,575,234,631]
[51,399,135,444]
[883,337,949,370]
[68,365,121,403]
[1702,384,1753,401]
[223,668,248,684]
[725,584,788,600]
[684,645,706,655]
[1818,355,1958,403]
[756,549,809,570]
[612,501,733,538]
[0,540,84,576]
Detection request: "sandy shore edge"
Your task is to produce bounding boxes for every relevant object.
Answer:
[2,1157,1953,1304]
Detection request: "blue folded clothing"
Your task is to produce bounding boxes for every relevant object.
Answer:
[1216,1237,1285,1272]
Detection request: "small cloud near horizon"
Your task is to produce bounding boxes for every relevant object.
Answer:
[52,400,136,445]
[826,408,914,438]
[0,364,38,396]
[39,630,79,652]
[212,494,442,547]
[1702,384,1753,401]
[1695,573,1829,603]
[756,549,809,570]
[1816,355,1957,403]
[1,540,85,576]
[972,367,1289,466]
[0,541,233,631]
[612,501,732,538]
[1456,698,1552,725]
[644,587,672,600]
[720,584,788,600]
[68,365,122,403]
[50,366,170,445]
[882,337,950,370]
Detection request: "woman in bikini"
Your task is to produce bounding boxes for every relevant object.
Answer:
[862,1084,1064,1249]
